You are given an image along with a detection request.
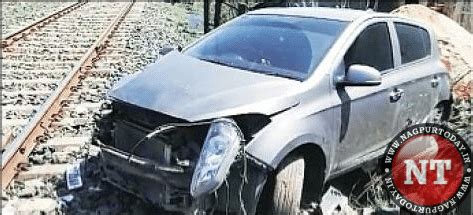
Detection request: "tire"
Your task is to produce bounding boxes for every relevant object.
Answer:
[271,156,305,215]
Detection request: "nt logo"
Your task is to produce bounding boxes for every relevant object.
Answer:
[382,123,471,214]
[404,159,451,185]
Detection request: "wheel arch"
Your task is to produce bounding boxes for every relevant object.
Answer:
[435,96,453,109]
[274,142,327,177]
[435,95,453,120]
[246,128,332,175]
[289,143,327,204]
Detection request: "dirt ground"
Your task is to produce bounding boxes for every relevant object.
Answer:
[2,4,471,215]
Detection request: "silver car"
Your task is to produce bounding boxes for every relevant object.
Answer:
[96,7,451,214]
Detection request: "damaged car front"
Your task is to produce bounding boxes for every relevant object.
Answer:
[96,102,265,213]
[95,11,346,214]
[95,65,297,213]
[94,51,304,214]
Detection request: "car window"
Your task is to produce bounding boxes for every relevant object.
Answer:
[344,22,393,72]
[394,23,431,64]
[185,15,347,80]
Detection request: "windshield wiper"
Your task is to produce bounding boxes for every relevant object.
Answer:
[246,64,304,80]
[256,70,299,80]
[197,57,231,67]
[197,56,303,81]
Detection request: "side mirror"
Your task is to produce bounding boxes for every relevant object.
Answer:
[337,64,381,86]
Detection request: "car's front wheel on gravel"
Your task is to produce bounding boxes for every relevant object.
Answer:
[271,156,305,215]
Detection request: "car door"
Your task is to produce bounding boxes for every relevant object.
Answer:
[391,22,437,124]
[334,21,406,171]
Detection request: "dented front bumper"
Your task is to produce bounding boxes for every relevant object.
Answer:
[100,145,194,212]
[96,102,269,213]
[99,142,268,214]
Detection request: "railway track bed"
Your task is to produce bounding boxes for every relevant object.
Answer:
[2,2,202,214]
[2,2,470,215]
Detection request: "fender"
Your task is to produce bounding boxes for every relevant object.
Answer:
[245,108,336,179]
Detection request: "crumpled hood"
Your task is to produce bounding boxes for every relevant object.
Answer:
[109,51,300,121]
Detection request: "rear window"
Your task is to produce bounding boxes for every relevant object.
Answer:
[394,23,431,64]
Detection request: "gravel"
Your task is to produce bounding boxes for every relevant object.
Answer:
[2,3,470,215]
[1,2,73,37]
[2,2,129,141]
[3,2,203,214]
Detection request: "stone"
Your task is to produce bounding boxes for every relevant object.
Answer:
[52,152,70,164]
[88,145,101,156]
[41,136,89,151]
[17,186,37,198]
[319,186,356,214]
[60,194,74,203]
[29,155,45,164]
[15,198,58,215]
[2,189,9,201]
[17,164,71,181]
[2,199,16,214]
[62,146,81,154]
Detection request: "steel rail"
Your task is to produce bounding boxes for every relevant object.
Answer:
[1,2,84,48]
[1,2,135,189]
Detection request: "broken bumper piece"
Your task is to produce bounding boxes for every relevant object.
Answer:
[99,143,268,214]
[100,145,194,212]
[97,115,269,214]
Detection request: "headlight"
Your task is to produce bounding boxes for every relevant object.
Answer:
[190,118,242,197]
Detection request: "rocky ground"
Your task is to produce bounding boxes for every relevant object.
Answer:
[1,2,74,37]
[2,2,203,214]
[1,3,471,215]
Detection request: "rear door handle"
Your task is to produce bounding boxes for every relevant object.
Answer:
[390,88,404,103]
[431,76,439,88]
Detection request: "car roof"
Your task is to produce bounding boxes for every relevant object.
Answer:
[247,7,394,22]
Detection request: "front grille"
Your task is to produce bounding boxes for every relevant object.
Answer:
[114,120,168,162]
[113,101,187,129]
[110,101,207,172]
[101,102,208,210]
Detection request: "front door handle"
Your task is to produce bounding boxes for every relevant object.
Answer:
[431,76,439,88]
[390,88,404,103]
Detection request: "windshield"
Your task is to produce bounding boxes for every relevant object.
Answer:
[185,14,347,80]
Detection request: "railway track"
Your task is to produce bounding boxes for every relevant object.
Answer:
[1,2,77,39]
[1,2,83,48]
[2,3,203,212]
[2,2,470,214]
[1,2,134,189]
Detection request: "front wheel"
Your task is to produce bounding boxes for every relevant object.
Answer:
[271,156,305,215]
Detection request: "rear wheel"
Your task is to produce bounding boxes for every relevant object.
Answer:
[270,156,305,215]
